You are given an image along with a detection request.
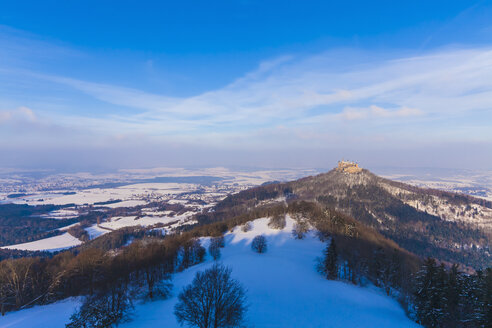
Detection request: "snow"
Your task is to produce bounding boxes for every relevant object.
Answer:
[1,217,419,327]
[1,232,82,252]
[117,183,198,194]
[96,212,194,231]
[39,208,79,219]
[99,215,175,230]
[0,298,80,328]
[380,181,492,230]
[85,225,111,239]
[58,222,80,231]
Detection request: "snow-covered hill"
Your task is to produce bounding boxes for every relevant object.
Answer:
[1,217,419,328]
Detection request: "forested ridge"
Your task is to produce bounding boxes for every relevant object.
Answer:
[0,204,78,246]
[213,169,491,269]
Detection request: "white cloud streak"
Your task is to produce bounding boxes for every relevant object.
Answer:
[29,47,492,136]
[1,28,492,168]
[0,106,37,123]
[339,105,423,121]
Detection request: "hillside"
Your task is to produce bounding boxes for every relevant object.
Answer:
[208,168,491,269]
[1,217,420,328]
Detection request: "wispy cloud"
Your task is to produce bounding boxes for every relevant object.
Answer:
[37,46,491,140]
[0,106,37,123]
[339,105,423,121]
[1,26,492,168]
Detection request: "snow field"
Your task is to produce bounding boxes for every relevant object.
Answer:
[85,225,111,239]
[7,183,200,206]
[1,232,82,252]
[97,213,191,230]
[0,298,80,328]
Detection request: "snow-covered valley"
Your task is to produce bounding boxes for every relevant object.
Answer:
[0,168,317,252]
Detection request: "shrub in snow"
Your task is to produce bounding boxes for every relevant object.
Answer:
[174,264,247,328]
[251,235,267,253]
[241,222,252,232]
[268,214,286,230]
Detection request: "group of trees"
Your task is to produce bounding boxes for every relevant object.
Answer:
[208,236,225,261]
[177,239,206,271]
[66,285,133,328]
[414,258,492,328]
[319,233,492,328]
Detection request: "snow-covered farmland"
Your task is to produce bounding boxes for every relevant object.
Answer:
[1,232,82,252]
[85,224,111,239]
[1,217,420,327]
[7,183,200,207]
[97,212,194,231]
[99,215,165,230]
[38,208,80,219]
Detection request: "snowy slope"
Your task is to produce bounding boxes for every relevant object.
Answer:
[0,298,80,328]
[1,232,82,252]
[0,217,420,327]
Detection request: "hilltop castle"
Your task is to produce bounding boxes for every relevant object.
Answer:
[336,160,362,174]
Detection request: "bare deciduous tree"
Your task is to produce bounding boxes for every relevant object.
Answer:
[251,235,267,254]
[292,215,309,240]
[174,264,247,328]
[66,282,133,328]
[208,239,221,261]
[268,214,286,230]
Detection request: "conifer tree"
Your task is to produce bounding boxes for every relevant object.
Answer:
[443,264,461,326]
[470,270,486,327]
[415,258,440,327]
[459,271,478,326]
[324,238,338,280]
[481,268,492,327]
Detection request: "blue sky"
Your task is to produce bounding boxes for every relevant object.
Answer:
[1,1,492,171]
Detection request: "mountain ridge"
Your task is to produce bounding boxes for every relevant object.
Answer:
[205,168,491,270]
